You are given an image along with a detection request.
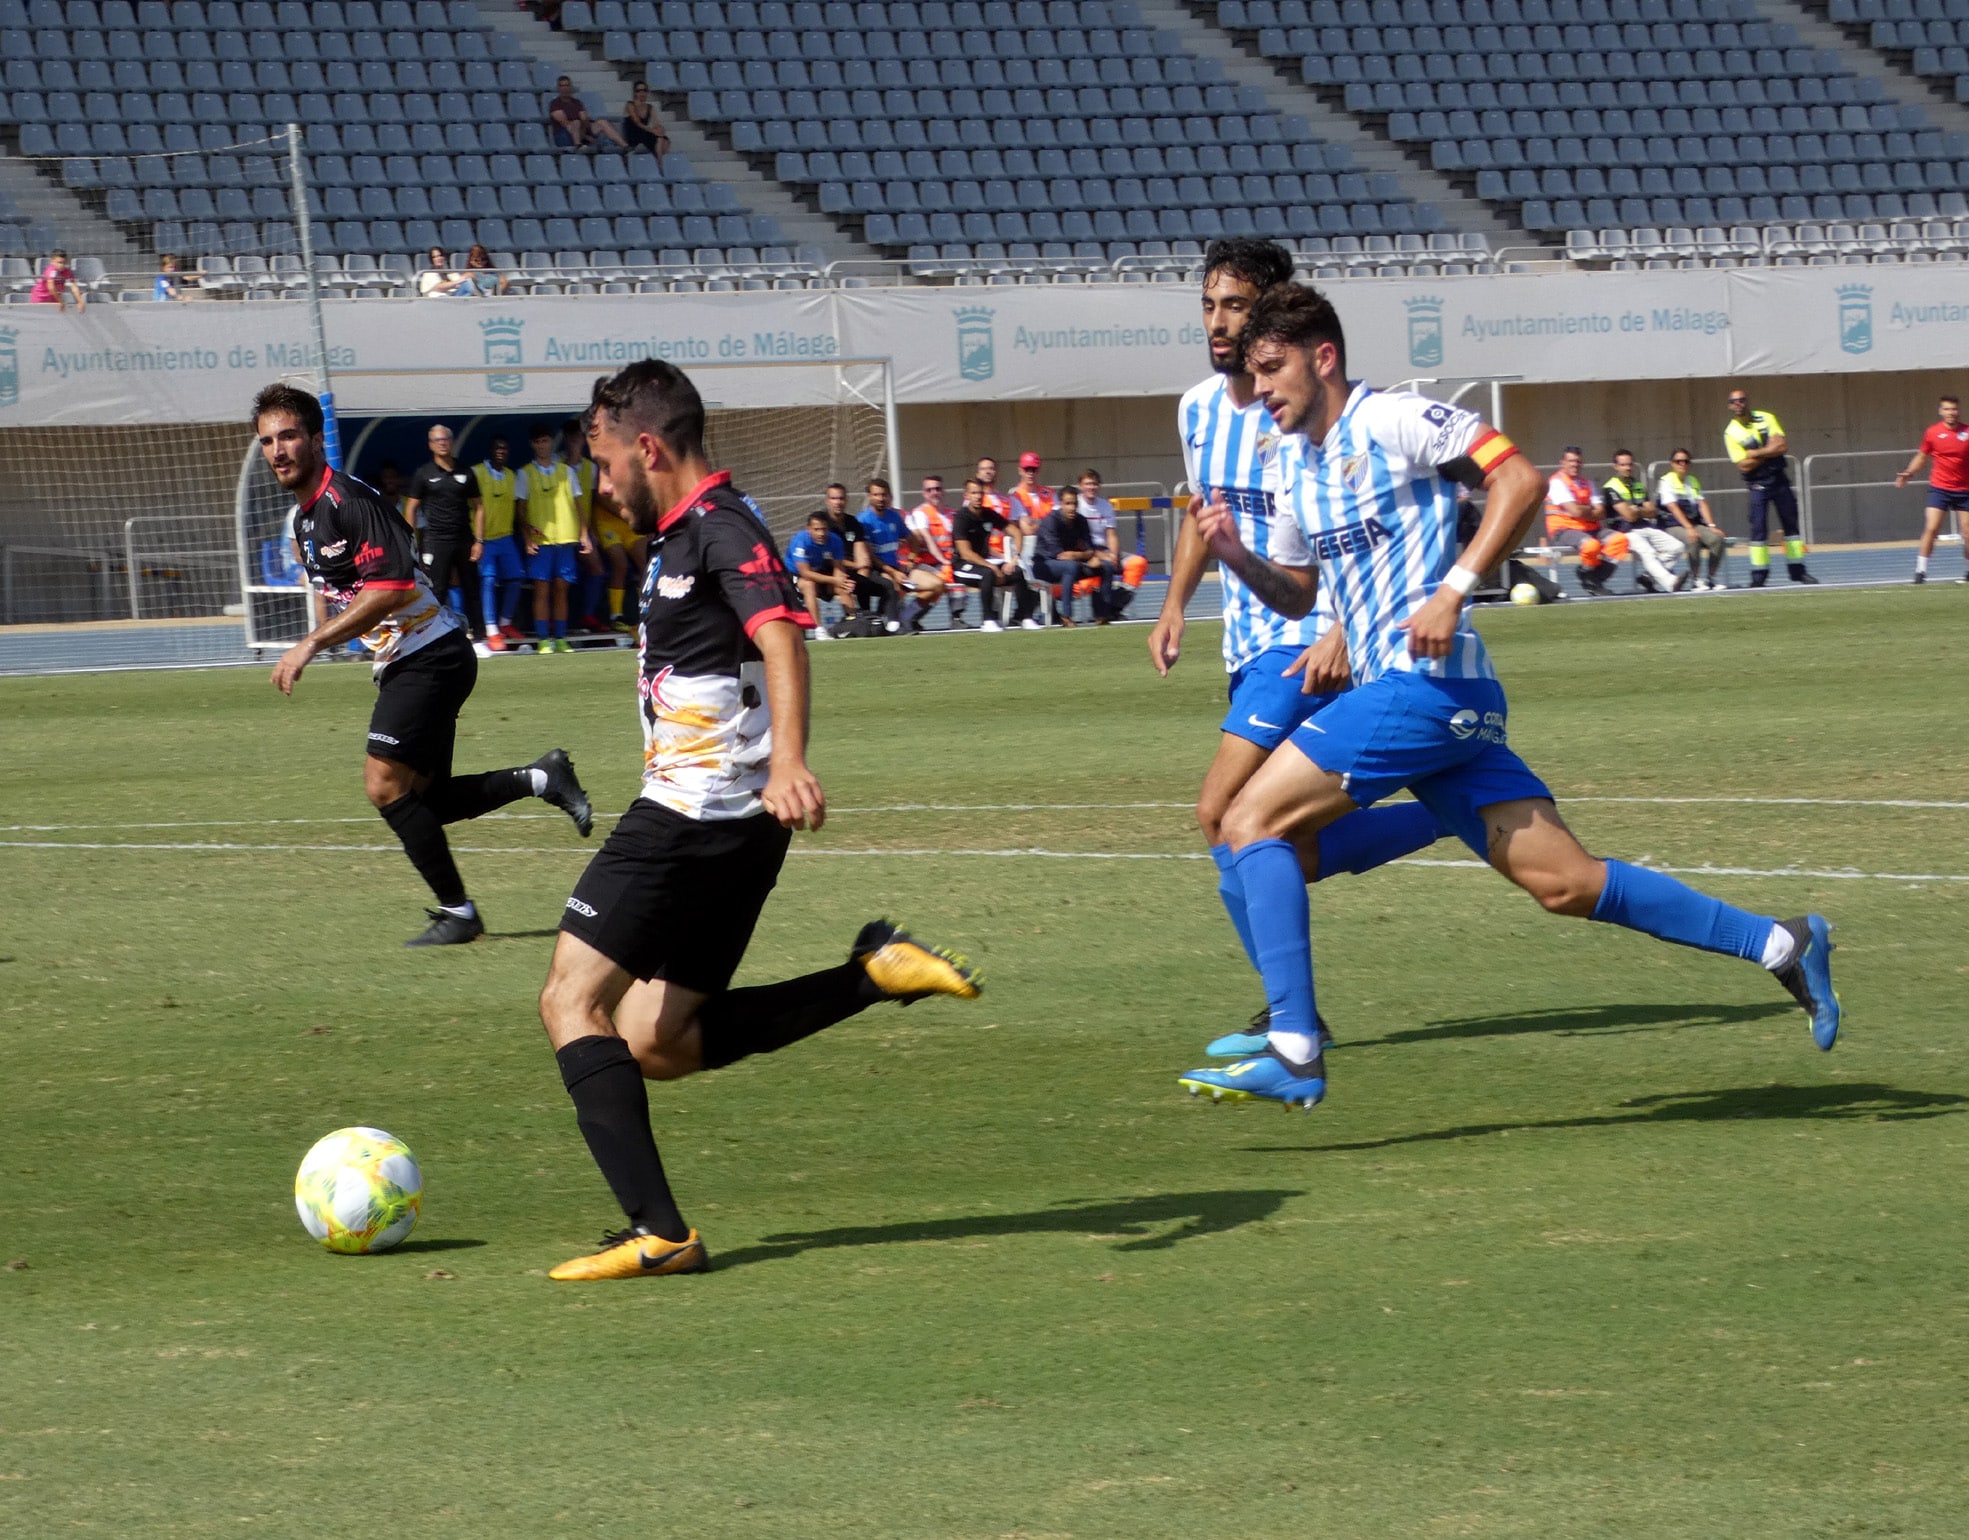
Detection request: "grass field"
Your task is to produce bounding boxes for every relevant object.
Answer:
[5,588,1969,1538]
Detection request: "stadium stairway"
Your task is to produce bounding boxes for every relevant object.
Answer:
[0,148,147,264]
[1153,0,1526,247]
[1764,0,1969,130]
[499,1,880,261]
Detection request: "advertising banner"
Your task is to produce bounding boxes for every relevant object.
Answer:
[0,264,1953,428]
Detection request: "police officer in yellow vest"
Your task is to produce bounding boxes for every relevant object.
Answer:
[1723,388,1817,587]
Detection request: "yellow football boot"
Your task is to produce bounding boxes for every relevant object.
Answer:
[548,1227,710,1281]
[852,919,983,1003]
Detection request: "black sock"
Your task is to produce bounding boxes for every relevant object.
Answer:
[423,767,534,824]
[555,1035,689,1241]
[696,961,882,1071]
[377,792,467,907]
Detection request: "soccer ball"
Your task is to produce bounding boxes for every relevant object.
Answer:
[1509,582,1543,606]
[294,1126,422,1254]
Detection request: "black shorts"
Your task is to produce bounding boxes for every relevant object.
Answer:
[560,798,791,991]
[367,628,476,776]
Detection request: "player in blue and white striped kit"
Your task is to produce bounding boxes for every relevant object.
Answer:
[1149,239,1445,1059]
[1179,284,1841,1110]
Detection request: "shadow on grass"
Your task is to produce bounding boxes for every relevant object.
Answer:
[1248,1082,1969,1155]
[1340,1000,1799,1051]
[486,929,561,942]
[387,1238,489,1254]
[713,1188,1305,1271]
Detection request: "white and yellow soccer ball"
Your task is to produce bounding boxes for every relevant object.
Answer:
[1509,582,1543,606]
[294,1126,422,1254]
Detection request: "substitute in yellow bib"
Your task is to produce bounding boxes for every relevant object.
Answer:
[1723,387,1817,587]
[518,422,590,652]
[474,435,523,650]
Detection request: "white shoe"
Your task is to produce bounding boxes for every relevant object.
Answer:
[1020,617,1044,629]
[472,640,493,657]
[884,619,901,633]
[811,625,834,641]
[979,619,1004,632]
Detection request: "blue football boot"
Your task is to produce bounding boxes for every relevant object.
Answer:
[1205,1007,1334,1059]
[1179,1051,1326,1111]
[1773,914,1840,1050]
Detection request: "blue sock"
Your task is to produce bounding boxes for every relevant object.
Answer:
[1314,801,1444,880]
[481,572,498,630]
[1210,843,1260,969]
[1230,839,1318,1058]
[552,616,568,639]
[534,610,550,641]
[1590,858,1774,961]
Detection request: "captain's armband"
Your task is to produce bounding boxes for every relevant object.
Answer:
[1438,429,1521,489]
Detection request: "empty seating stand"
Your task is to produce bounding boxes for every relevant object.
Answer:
[1221,0,1967,233]
[1825,0,1969,108]
[0,0,781,281]
[556,0,1441,262]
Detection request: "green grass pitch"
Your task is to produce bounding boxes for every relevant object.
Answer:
[4,589,1969,1537]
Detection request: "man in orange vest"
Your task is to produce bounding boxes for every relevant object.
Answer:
[1544,445,1625,596]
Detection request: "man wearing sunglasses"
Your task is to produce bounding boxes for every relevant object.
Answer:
[1723,389,1817,587]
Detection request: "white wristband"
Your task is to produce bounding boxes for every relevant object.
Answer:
[1443,564,1480,597]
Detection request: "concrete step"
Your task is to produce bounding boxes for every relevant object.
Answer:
[1757,0,1969,137]
[498,8,877,259]
[1144,0,1528,248]
[0,139,149,276]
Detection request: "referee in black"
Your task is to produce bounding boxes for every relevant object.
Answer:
[538,358,982,1281]
[403,422,487,646]
[256,384,594,947]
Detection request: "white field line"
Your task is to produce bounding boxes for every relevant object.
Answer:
[3,839,1967,884]
[4,793,1968,837]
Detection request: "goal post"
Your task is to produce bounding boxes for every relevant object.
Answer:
[236,356,900,650]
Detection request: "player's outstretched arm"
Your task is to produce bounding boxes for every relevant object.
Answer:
[270,584,414,696]
[1148,493,1208,675]
[754,618,826,832]
[1896,450,1929,490]
[1196,491,1318,619]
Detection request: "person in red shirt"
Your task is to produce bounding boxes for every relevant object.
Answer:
[1896,394,1969,584]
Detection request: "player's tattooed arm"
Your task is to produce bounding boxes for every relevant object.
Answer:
[1195,492,1318,618]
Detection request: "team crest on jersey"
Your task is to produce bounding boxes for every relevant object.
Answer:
[1341,453,1369,490]
[1254,431,1279,463]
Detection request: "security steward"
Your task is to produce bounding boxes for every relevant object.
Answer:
[1723,388,1817,587]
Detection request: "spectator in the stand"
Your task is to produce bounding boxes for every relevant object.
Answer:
[1724,387,1816,586]
[548,76,627,151]
[787,511,860,639]
[974,455,1014,527]
[1543,445,1620,596]
[621,82,669,167]
[29,249,85,311]
[952,477,1039,631]
[1076,468,1120,562]
[532,0,563,26]
[464,244,510,296]
[859,478,939,633]
[1896,394,1969,584]
[475,435,527,648]
[153,253,189,301]
[1657,448,1729,591]
[418,245,477,297]
[848,478,909,627]
[1034,484,1118,626]
[907,473,962,630]
[1602,449,1687,593]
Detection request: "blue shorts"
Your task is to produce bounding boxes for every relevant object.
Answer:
[526,542,580,584]
[1927,487,1969,514]
[1287,671,1551,859]
[1222,644,1339,751]
[479,534,525,581]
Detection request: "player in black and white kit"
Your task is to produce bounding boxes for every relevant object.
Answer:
[402,422,486,647]
[538,359,983,1282]
[255,383,595,947]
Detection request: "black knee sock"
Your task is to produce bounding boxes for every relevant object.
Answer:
[696,962,884,1071]
[377,791,467,907]
[423,767,534,824]
[555,1035,689,1242]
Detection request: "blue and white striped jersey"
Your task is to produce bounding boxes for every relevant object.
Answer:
[1179,373,1331,674]
[1265,383,1517,685]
